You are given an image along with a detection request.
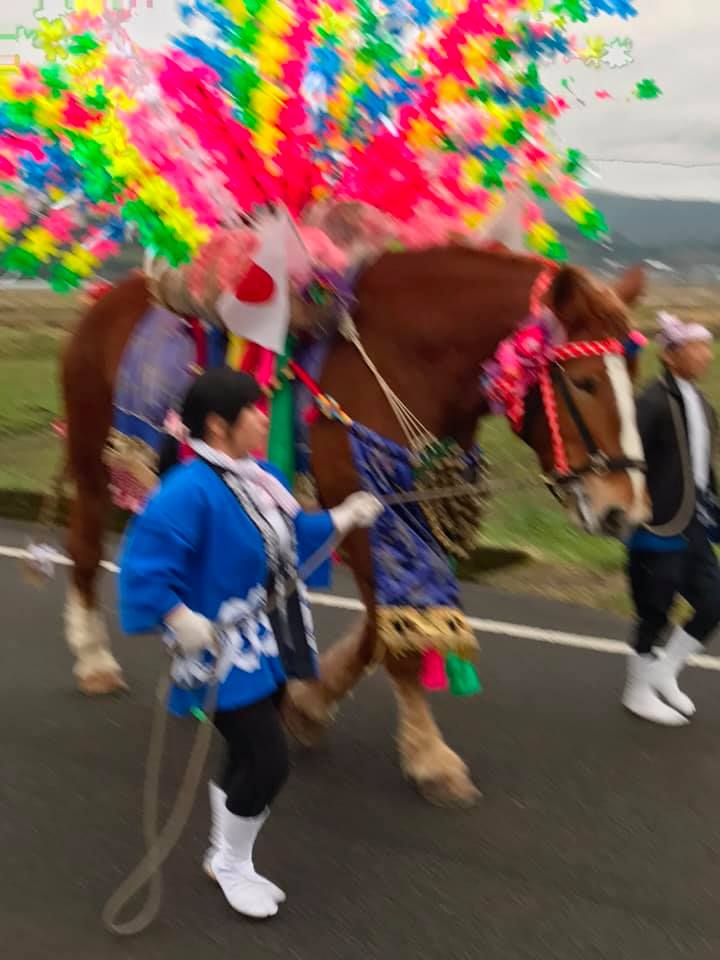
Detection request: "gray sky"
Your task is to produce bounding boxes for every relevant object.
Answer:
[3,0,718,200]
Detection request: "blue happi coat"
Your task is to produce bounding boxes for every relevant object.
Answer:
[118,458,333,716]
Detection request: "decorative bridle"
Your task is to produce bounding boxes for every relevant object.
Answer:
[483,267,647,497]
[525,336,646,495]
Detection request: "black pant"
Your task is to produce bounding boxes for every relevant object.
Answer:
[214,692,290,818]
[628,519,720,654]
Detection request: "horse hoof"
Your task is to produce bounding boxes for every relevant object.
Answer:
[280,683,337,747]
[280,697,329,747]
[415,773,482,809]
[77,672,129,696]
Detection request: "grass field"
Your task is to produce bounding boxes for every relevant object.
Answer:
[0,284,718,613]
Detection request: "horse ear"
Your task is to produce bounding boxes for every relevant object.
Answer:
[545,265,587,333]
[614,265,646,306]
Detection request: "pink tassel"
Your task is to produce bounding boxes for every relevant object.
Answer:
[420,650,448,692]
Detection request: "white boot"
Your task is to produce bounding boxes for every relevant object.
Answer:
[654,627,703,717]
[210,808,283,918]
[622,653,690,726]
[205,785,285,903]
[203,782,226,878]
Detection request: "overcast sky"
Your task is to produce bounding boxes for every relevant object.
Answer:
[3,0,718,200]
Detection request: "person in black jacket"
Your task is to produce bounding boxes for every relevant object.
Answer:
[624,312,719,725]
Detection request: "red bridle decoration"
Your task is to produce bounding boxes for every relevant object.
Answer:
[541,337,624,478]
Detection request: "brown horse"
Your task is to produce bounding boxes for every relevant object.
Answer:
[61,245,647,806]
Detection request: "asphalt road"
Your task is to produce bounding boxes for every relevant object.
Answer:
[2,520,720,960]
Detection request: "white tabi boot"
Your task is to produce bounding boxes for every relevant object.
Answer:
[653,627,703,717]
[622,653,690,726]
[203,782,226,878]
[210,806,284,918]
[205,784,285,904]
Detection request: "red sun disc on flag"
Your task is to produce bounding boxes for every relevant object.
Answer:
[234,262,276,304]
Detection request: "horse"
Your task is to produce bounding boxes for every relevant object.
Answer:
[61,243,647,807]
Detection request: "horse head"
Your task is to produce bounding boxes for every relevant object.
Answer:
[516,263,649,538]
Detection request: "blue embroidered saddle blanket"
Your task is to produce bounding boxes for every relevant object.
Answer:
[113,306,198,454]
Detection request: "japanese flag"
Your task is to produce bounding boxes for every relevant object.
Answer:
[216,208,310,354]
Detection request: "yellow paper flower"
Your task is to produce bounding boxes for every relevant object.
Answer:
[562,196,593,221]
[461,36,490,72]
[34,96,63,130]
[437,76,463,103]
[62,245,99,277]
[463,210,486,230]
[73,0,105,14]
[188,224,211,251]
[258,3,295,34]
[224,0,253,25]
[138,178,178,213]
[528,221,557,251]
[35,18,68,62]
[317,5,351,38]
[407,118,437,150]
[22,226,59,262]
[461,156,484,184]
[327,91,352,122]
[164,206,207,243]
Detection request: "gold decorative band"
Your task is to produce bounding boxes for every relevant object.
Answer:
[376,605,478,659]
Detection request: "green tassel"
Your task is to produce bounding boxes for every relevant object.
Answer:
[445,653,482,697]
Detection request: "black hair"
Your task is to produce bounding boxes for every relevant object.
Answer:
[181,368,262,439]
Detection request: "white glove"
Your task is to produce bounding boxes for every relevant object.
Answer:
[164,605,216,658]
[330,491,384,536]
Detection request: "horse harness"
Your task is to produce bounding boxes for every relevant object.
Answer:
[518,337,647,502]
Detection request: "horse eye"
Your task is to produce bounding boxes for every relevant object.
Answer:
[572,378,597,395]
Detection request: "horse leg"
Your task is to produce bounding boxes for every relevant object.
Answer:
[65,479,127,695]
[282,525,377,744]
[386,652,481,808]
[282,612,373,745]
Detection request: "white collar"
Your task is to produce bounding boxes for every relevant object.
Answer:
[187,439,301,517]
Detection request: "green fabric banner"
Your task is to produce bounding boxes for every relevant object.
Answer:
[267,335,296,484]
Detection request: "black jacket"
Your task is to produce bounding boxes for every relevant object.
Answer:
[637,370,718,537]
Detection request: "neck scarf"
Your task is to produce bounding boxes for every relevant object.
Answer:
[187,439,300,517]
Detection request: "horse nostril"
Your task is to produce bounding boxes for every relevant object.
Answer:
[601,507,629,540]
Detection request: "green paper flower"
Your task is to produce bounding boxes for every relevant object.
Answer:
[5,100,37,128]
[563,148,584,175]
[635,79,661,100]
[545,240,569,262]
[503,120,525,145]
[40,64,69,99]
[85,86,110,111]
[529,181,550,200]
[493,37,518,63]
[1,247,43,276]
[482,160,505,190]
[49,264,82,292]
[551,0,588,22]
[68,32,100,57]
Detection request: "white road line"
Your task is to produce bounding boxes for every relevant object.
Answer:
[3,543,720,671]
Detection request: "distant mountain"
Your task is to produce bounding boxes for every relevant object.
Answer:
[581,192,720,249]
[546,192,720,281]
